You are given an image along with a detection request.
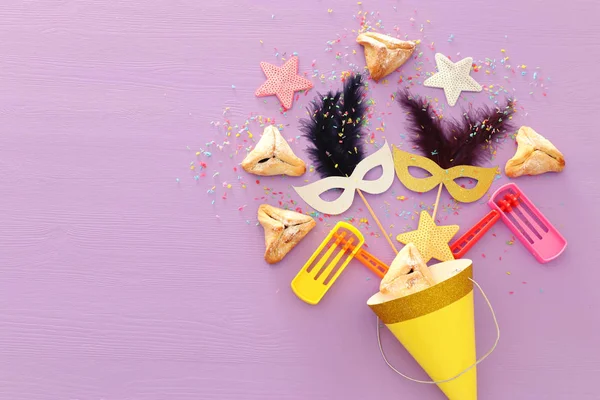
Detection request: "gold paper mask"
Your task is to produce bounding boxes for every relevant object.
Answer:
[392,145,498,203]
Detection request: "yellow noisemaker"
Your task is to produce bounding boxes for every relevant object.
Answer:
[291,221,364,305]
[367,259,498,400]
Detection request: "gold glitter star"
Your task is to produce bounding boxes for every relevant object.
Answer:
[396,211,459,263]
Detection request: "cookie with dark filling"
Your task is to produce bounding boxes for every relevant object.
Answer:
[242,125,306,176]
[380,243,434,297]
[257,204,316,264]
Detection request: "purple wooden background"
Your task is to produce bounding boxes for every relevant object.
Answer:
[1,0,599,399]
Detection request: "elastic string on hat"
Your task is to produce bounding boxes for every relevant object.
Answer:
[376,278,500,384]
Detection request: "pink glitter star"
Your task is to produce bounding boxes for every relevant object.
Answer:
[255,56,313,110]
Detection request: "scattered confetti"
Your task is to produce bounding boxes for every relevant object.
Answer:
[185,7,553,250]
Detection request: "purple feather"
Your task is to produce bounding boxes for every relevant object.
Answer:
[397,89,515,168]
[300,74,367,178]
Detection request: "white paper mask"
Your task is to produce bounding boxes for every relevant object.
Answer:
[293,142,395,215]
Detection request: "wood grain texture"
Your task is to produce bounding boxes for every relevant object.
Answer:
[0,0,599,399]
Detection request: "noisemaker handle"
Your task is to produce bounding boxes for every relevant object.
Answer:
[449,210,501,258]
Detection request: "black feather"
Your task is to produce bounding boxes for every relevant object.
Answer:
[397,88,515,169]
[300,74,367,178]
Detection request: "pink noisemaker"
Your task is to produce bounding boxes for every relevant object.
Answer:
[450,182,567,263]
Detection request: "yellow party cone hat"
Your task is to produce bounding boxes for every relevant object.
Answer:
[367,259,477,400]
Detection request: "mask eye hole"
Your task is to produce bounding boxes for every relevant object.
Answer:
[453,177,479,189]
[363,165,383,181]
[407,166,434,178]
[317,187,344,202]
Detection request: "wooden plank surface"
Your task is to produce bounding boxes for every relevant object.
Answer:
[0,0,599,398]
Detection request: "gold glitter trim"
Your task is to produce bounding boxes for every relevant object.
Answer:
[369,264,473,324]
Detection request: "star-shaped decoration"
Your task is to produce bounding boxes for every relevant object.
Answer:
[255,56,313,110]
[423,53,482,106]
[396,210,459,263]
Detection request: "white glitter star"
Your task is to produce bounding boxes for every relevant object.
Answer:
[424,53,482,106]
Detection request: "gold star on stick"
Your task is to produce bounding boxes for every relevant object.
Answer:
[396,211,459,263]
